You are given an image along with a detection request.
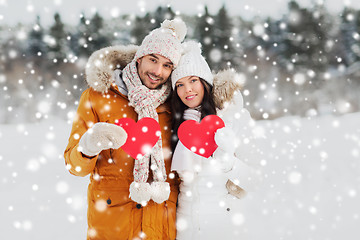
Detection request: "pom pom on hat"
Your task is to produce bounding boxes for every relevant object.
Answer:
[171,40,213,89]
[134,18,187,67]
[161,19,187,42]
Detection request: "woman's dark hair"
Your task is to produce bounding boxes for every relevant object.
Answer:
[171,78,217,152]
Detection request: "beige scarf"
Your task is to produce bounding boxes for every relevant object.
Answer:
[122,60,171,204]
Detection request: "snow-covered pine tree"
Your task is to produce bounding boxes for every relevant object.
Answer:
[194,6,215,70]
[339,7,359,66]
[131,13,154,45]
[152,6,176,29]
[27,16,47,61]
[48,13,67,63]
[213,4,234,71]
[87,12,111,53]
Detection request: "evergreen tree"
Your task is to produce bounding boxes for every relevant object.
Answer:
[280,1,308,70]
[213,4,234,70]
[261,17,279,50]
[69,13,92,57]
[152,6,176,28]
[88,12,111,52]
[309,2,333,70]
[27,15,47,59]
[277,0,333,72]
[355,10,360,62]
[131,13,153,45]
[48,12,67,62]
[194,6,216,70]
[338,7,359,66]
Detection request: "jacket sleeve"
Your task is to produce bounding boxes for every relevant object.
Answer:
[64,89,99,177]
[227,109,262,192]
[217,91,263,192]
[224,156,261,192]
[175,170,198,239]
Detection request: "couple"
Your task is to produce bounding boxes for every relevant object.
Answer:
[64,19,259,240]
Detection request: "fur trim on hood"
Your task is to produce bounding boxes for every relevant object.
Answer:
[213,69,245,110]
[85,45,139,93]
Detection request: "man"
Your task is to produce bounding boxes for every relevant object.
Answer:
[64,19,187,240]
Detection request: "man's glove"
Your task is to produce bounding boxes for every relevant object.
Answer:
[78,122,127,157]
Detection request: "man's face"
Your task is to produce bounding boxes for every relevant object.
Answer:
[137,54,173,89]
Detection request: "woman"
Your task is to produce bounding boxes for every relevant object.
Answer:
[171,41,261,239]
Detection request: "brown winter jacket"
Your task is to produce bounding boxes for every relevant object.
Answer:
[64,45,179,240]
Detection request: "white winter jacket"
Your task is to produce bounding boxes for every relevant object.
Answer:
[172,71,261,239]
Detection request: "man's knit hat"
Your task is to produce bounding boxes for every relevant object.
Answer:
[171,41,213,89]
[134,18,187,67]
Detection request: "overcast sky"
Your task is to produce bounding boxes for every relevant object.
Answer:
[0,0,359,26]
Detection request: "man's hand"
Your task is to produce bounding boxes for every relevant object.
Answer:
[78,122,127,157]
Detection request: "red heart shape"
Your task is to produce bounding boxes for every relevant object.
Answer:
[115,117,161,159]
[178,115,225,158]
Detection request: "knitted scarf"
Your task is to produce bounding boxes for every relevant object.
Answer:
[122,60,171,203]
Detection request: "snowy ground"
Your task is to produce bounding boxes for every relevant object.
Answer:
[0,113,359,240]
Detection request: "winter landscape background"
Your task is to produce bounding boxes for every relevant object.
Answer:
[0,0,359,239]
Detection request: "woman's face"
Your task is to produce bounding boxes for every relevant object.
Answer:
[175,76,205,108]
